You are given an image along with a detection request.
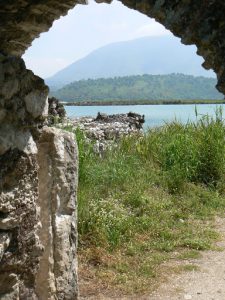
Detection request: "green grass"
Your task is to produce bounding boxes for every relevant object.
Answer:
[65,108,225,294]
[177,249,202,260]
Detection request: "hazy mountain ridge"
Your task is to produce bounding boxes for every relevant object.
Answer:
[53,73,223,102]
[46,36,215,89]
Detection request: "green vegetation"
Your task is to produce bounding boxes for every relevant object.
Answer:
[53,74,223,102]
[66,109,225,295]
[64,99,225,106]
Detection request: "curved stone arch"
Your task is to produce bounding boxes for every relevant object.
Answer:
[1,1,225,299]
[1,0,225,92]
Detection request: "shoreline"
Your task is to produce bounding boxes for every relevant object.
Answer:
[61,100,225,106]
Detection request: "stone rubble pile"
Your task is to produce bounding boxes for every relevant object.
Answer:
[61,112,145,154]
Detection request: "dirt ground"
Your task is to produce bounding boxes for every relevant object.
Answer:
[80,217,225,300]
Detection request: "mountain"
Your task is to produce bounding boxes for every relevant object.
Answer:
[53,74,223,102]
[46,36,215,90]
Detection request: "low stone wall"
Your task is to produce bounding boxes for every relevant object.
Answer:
[72,112,144,137]
[58,112,145,155]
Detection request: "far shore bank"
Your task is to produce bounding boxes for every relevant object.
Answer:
[61,99,225,106]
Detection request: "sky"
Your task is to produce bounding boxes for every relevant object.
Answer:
[23,0,172,78]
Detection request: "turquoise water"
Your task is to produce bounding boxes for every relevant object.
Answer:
[65,104,225,129]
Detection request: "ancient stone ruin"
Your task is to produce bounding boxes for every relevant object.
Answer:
[0,54,79,299]
[1,0,225,299]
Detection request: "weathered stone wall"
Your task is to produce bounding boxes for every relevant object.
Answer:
[0,55,79,299]
[36,127,78,300]
[0,54,48,298]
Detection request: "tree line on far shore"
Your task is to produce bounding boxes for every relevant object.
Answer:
[52,73,223,103]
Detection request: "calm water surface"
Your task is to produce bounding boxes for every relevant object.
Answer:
[65,104,225,130]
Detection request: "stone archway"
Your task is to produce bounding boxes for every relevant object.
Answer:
[2,0,225,92]
[0,1,225,299]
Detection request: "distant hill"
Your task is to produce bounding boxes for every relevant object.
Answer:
[52,74,223,102]
[46,36,215,90]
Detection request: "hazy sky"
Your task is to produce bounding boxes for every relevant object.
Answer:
[23,0,173,78]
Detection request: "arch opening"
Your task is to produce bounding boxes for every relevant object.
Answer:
[1,0,225,299]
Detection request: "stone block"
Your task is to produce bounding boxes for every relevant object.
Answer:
[35,127,79,300]
[24,90,48,118]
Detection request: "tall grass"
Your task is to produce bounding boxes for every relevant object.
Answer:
[139,107,225,192]
[67,109,225,293]
[76,109,225,247]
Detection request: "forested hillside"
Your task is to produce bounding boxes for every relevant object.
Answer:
[53,74,223,102]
